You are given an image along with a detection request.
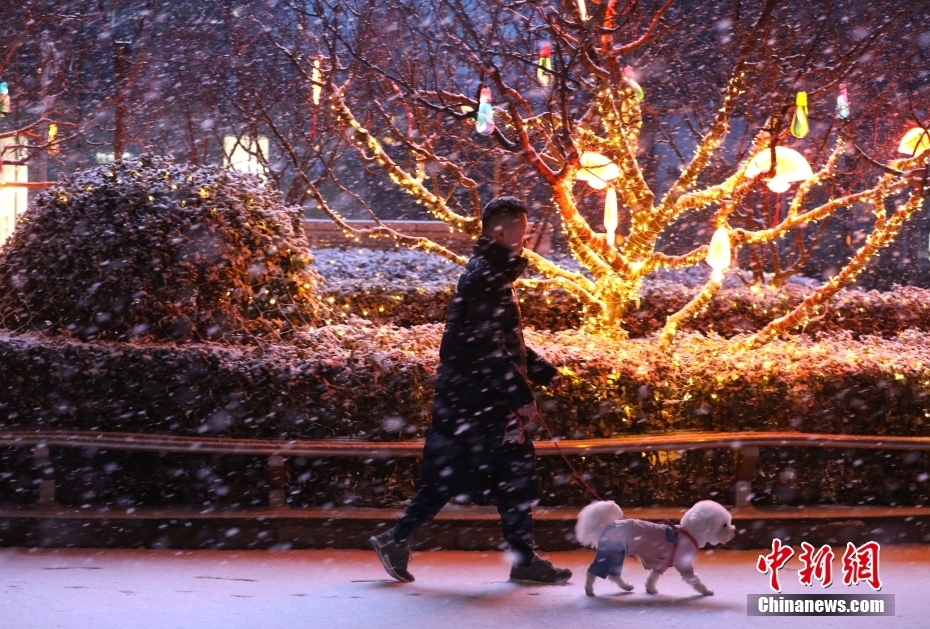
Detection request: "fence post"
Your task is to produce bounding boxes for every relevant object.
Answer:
[735,446,759,508]
[268,455,287,508]
[34,445,57,507]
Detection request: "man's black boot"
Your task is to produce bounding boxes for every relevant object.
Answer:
[509,554,572,584]
[370,529,415,582]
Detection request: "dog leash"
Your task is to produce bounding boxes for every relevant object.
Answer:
[531,411,605,502]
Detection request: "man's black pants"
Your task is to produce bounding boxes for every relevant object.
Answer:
[393,430,538,565]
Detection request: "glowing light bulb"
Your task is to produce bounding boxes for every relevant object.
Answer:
[311,59,322,105]
[475,87,495,135]
[791,91,809,139]
[766,177,791,193]
[577,0,588,21]
[706,227,731,282]
[745,146,813,191]
[537,43,553,86]
[604,187,618,247]
[836,84,849,120]
[622,66,644,102]
[898,127,930,157]
[576,152,620,190]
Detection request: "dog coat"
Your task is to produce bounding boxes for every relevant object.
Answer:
[587,519,681,579]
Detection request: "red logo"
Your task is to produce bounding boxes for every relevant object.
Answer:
[841,541,882,591]
[756,538,795,592]
[757,539,884,592]
[798,542,834,587]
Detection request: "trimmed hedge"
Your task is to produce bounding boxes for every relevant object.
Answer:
[321,279,930,338]
[1,325,928,508]
[0,156,330,343]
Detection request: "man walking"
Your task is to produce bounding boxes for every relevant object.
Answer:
[370,197,571,584]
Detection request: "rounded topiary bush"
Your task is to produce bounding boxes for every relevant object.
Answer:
[0,155,331,342]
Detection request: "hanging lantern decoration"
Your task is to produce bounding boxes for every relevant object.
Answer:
[475,87,495,135]
[311,59,322,106]
[537,43,553,87]
[576,0,588,21]
[706,226,731,282]
[603,187,619,247]
[0,82,9,116]
[48,123,58,155]
[898,127,930,158]
[576,151,620,190]
[745,146,814,193]
[307,59,323,142]
[765,178,791,193]
[836,84,849,120]
[622,66,645,102]
[790,91,809,139]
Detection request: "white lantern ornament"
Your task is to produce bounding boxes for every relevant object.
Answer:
[745,146,814,193]
[575,152,622,247]
[706,227,731,282]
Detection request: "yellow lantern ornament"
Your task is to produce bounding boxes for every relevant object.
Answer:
[898,127,930,157]
[48,123,58,155]
[604,187,619,247]
[706,226,731,282]
[791,91,809,139]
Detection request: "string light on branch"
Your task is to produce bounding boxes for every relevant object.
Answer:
[623,66,645,102]
[706,226,731,282]
[311,59,322,106]
[604,187,619,247]
[836,84,849,120]
[537,43,553,86]
[745,146,814,193]
[475,87,495,135]
[898,127,930,157]
[323,14,924,351]
[791,91,809,139]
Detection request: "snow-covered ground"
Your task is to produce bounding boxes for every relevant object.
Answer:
[2,546,927,628]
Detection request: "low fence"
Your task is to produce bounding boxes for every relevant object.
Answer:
[4,428,930,510]
[302,219,553,253]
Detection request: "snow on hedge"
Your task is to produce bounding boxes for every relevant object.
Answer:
[0,156,331,343]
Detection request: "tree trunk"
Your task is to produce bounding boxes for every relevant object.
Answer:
[113,40,132,160]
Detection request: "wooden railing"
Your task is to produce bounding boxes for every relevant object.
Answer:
[4,429,929,509]
[301,219,553,254]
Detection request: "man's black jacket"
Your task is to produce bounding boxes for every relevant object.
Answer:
[418,235,557,503]
[432,235,557,436]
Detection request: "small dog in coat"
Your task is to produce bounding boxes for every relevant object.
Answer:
[575,500,736,596]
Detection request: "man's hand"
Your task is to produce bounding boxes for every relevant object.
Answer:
[548,373,564,389]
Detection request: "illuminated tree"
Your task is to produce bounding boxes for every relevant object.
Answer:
[2,1,929,351]
[271,0,929,349]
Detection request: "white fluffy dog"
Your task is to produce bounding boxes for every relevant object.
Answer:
[575,500,736,597]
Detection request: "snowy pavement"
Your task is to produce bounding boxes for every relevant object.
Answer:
[2,546,928,629]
